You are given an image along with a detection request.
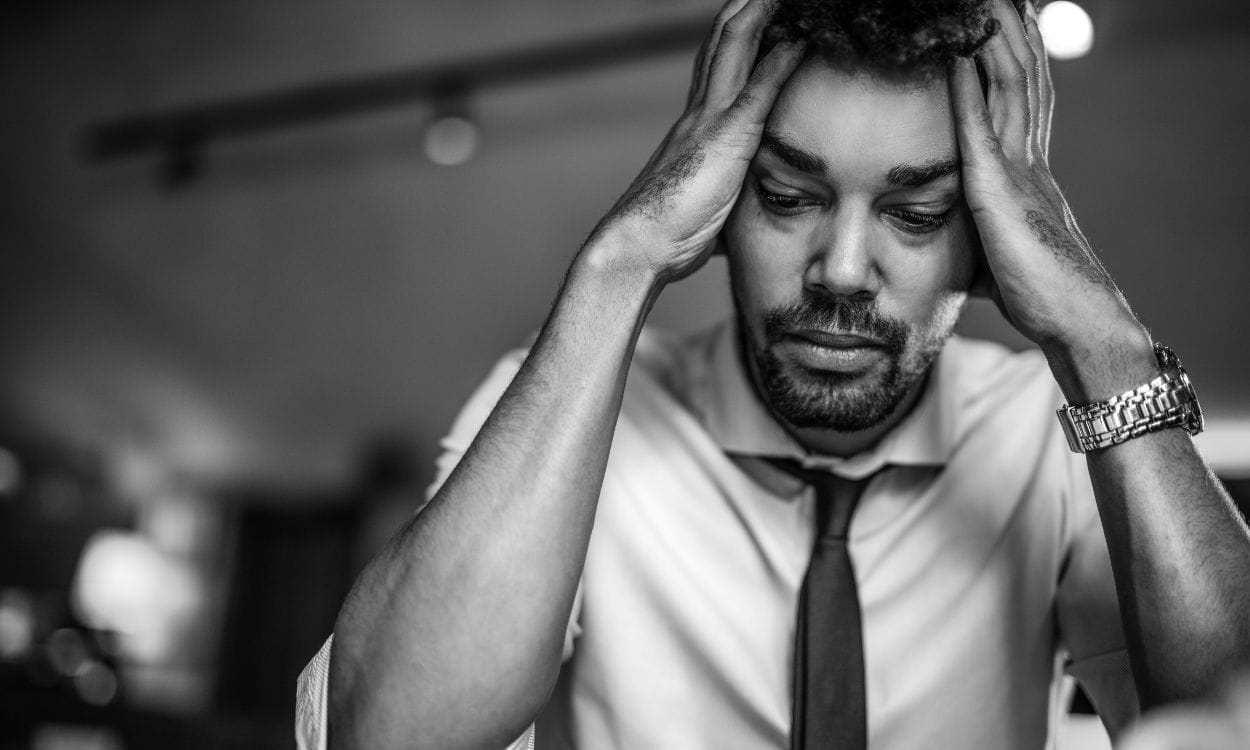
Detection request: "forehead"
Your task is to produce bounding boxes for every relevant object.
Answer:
[764,60,957,180]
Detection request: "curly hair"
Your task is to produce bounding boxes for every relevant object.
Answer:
[766,0,1027,75]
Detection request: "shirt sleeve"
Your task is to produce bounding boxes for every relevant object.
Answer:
[294,346,577,750]
[1054,449,1139,734]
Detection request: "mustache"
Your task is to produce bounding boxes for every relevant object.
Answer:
[762,295,908,352]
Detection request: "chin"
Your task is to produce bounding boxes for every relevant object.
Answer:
[759,351,911,432]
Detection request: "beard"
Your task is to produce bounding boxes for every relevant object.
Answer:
[739,294,954,432]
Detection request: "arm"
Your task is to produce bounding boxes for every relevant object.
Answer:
[325,4,805,747]
[948,0,1250,713]
[1119,671,1250,750]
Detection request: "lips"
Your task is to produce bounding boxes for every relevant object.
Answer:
[790,329,883,349]
[779,329,888,373]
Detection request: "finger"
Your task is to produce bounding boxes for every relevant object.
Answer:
[990,0,1042,157]
[689,0,753,105]
[728,39,806,127]
[1022,1,1054,158]
[989,0,1037,71]
[704,0,772,107]
[948,56,1003,167]
[975,31,1029,155]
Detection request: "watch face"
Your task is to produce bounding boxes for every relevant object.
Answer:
[1154,342,1180,373]
[1179,368,1205,435]
[1158,343,1204,435]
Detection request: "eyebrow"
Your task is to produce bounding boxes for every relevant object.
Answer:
[761,130,961,189]
[760,131,827,176]
[886,158,961,188]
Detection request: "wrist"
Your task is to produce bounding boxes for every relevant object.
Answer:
[574,231,668,301]
[1042,320,1157,405]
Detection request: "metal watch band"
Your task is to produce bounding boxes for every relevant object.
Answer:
[1056,343,1203,454]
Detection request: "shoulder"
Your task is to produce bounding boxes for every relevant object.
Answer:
[936,335,1070,460]
[628,324,721,400]
[941,335,1058,411]
[453,324,715,436]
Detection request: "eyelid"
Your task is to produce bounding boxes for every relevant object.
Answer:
[880,206,955,235]
[758,177,809,197]
[881,195,959,213]
[753,161,825,193]
[883,185,962,204]
[891,204,952,215]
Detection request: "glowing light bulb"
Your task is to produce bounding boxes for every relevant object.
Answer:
[1038,1,1094,60]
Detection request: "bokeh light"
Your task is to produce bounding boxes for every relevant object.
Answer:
[0,588,35,660]
[47,627,90,677]
[74,659,119,705]
[0,446,24,496]
[1038,1,1095,60]
[71,530,205,661]
[423,115,480,166]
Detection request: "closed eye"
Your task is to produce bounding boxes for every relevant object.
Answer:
[881,207,954,235]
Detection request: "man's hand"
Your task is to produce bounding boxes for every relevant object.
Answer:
[948,0,1152,394]
[945,2,1250,716]
[586,0,804,284]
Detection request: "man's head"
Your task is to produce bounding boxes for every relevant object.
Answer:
[725,0,1023,444]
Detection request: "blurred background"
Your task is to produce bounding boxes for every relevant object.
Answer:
[0,0,1247,748]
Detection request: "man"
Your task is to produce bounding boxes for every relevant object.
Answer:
[1120,672,1250,750]
[297,0,1250,748]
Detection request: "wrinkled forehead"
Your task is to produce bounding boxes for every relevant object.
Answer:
[764,58,959,183]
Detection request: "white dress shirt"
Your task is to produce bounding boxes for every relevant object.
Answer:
[297,322,1134,749]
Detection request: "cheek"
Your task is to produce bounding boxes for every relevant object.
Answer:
[886,225,975,330]
[895,213,978,298]
[723,196,788,307]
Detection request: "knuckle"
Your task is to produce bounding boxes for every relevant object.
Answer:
[732,88,760,110]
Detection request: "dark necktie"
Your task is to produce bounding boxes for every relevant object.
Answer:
[768,459,875,750]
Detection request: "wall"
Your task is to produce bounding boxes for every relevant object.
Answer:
[1,0,1247,493]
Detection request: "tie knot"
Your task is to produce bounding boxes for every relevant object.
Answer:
[765,459,873,540]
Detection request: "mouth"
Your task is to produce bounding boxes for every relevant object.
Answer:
[779,329,887,373]
[790,329,883,348]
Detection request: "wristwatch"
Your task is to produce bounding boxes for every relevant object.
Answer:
[1056,342,1204,454]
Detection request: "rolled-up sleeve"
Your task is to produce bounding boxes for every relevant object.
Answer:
[295,636,535,750]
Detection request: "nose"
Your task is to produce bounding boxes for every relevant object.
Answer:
[803,206,880,299]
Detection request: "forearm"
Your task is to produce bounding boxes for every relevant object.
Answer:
[1046,325,1250,707]
[328,241,661,750]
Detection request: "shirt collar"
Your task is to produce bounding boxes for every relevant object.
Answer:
[698,320,959,476]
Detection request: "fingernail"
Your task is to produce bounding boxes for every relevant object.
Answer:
[1025,0,1039,19]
